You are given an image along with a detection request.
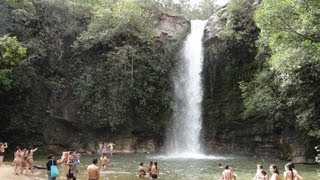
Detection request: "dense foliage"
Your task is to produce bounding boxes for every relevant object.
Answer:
[202,0,318,158]
[0,0,189,148]
[242,0,320,138]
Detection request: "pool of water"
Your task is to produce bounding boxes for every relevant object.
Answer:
[14,154,320,179]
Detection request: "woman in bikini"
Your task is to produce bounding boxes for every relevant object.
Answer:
[13,146,21,174]
[147,161,153,177]
[26,146,38,175]
[284,163,302,180]
[0,142,8,166]
[18,148,28,174]
[150,162,159,179]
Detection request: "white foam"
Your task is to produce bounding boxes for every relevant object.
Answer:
[152,153,230,160]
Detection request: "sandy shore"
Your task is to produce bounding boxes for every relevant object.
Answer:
[0,163,45,180]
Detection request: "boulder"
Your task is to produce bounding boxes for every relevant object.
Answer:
[154,13,190,42]
[46,144,64,154]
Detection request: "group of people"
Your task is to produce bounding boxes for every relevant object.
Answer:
[46,150,81,180]
[97,142,116,156]
[220,162,303,180]
[0,141,309,180]
[1,142,39,175]
[46,150,111,180]
[13,146,38,175]
[138,161,160,179]
[266,163,302,180]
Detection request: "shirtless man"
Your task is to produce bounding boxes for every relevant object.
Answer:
[220,165,234,180]
[107,142,115,155]
[100,154,109,170]
[26,146,38,175]
[0,142,8,166]
[87,158,100,180]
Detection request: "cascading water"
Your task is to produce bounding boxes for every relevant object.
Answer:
[166,20,207,158]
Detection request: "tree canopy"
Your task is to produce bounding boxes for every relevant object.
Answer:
[242,0,320,138]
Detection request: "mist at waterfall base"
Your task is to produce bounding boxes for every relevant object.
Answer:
[162,20,220,160]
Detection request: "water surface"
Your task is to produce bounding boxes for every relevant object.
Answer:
[25,154,320,180]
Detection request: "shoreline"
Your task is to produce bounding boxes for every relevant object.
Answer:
[0,163,45,180]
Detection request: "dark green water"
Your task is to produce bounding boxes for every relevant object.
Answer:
[13,154,320,179]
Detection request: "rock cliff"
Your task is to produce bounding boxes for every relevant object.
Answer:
[201,1,314,162]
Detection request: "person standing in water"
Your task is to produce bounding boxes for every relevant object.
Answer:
[87,158,100,180]
[287,162,302,180]
[100,153,109,170]
[107,142,116,155]
[150,162,159,179]
[220,165,234,180]
[284,163,302,180]
[0,142,8,166]
[260,170,268,180]
[138,162,146,179]
[269,164,281,180]
[254,164,267,180]
[147,161,153,177]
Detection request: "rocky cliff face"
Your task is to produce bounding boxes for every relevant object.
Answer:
[154,13,190,42]
[42,13,190,154]
[201,1,313,162]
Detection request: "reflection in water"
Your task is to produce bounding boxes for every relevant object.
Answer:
[27,154,319,180]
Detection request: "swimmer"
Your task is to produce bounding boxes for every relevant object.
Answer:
[269,164,281,180]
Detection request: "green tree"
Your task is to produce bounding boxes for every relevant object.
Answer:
[243,0,320,138]
[0,35,26,92]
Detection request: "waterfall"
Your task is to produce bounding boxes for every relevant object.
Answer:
[166,20,207,157]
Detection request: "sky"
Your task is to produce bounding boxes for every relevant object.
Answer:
[190,0,229,6]
[215,0,229,6]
